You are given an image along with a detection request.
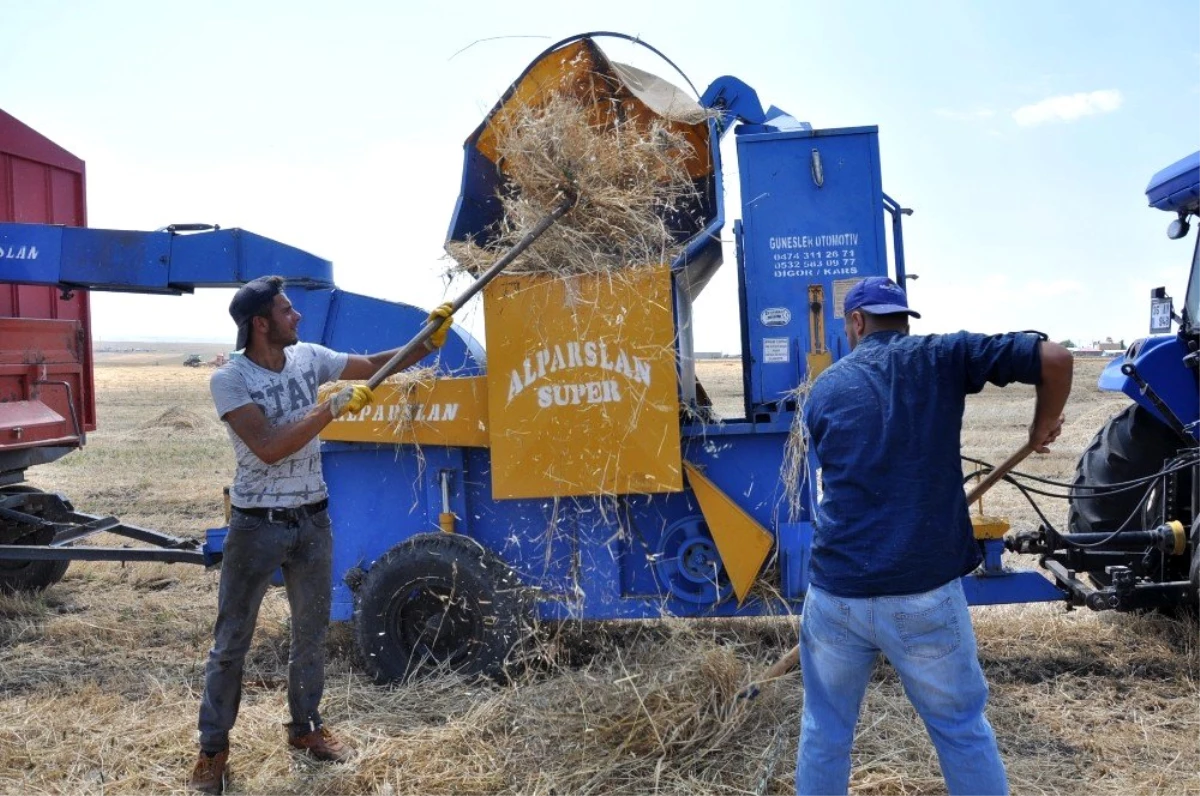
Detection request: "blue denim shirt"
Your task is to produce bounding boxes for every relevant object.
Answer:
[803,330,1042,597]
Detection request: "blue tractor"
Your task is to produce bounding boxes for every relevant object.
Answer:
[1012,153,1200,613]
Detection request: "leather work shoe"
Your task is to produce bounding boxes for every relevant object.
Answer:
[287,726,352,763]
[188,749,228,794]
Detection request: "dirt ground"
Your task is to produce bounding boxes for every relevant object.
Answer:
[0,356,1196,795]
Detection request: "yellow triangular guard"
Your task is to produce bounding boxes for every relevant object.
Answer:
[683,461,775,605]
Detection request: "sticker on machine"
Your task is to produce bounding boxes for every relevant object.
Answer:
[762,337,790,363]
[759,307,792,327]
[832,278,862,319]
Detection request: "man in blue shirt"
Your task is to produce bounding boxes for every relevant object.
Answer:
[796,276,1073,796]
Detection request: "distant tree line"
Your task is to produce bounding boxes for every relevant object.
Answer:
[1057,339,1126,350]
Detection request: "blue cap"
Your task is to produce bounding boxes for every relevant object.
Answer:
[843,276,920,318]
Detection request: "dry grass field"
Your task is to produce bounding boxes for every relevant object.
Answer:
[1,356,1196,795]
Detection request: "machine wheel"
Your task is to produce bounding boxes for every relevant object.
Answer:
[1068,404,1189,535]
[0,486,70,594]
[354,533,529,683]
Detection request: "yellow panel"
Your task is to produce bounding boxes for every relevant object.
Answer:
[971,515,1010,540]
[484,264,682,498]
[474,39,712,180]
[320,376,489,448]
[682,462,775,605]
[476,40,596,164]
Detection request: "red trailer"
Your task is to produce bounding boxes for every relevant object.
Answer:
[0,109,95,479]
[0,110,207,591]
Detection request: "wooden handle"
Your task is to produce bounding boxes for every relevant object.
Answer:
[365,191,576,390]
[759,644,799,682]
[964,442,1036,506]
[738,643,800,701]
[740,443,1037,702]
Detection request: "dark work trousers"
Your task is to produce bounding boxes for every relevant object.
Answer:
[197,506,333,753]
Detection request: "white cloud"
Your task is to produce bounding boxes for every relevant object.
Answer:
[935,108,996,121]
[1012,90,1123,126]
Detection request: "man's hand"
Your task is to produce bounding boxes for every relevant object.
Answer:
[1029,414,1065,454]
[424,302,454,351]
[340,305,455,381]
[330,385,375,418]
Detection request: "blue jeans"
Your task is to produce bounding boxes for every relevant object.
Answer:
[796,578,1008,796]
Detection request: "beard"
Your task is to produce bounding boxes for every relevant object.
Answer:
[267,319,299,347]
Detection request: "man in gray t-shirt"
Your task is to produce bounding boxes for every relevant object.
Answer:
[210,341,347,509]
[189,275,452,794]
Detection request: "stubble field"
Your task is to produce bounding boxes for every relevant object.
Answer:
[0,357,1196,795]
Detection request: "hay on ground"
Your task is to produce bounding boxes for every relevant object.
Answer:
[141,406,205,431]
[3,360,1197,795]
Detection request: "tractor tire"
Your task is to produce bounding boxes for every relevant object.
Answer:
[0,487,70,594]
[1067,404,1195,598]
[1067,404,1188,535]
[354,533,529,683]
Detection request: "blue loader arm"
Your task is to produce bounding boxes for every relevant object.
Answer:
[0,223,334,292]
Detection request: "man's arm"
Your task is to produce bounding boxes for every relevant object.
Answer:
[224,385,372,465]
[338,303,455,382]
[1029,340,1073,453]
[223,401,337,465]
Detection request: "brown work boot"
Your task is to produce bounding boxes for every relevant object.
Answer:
[188,749,228,794]
[287,726,352,762]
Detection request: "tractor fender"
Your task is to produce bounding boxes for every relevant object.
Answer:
[1098,335,1198,437]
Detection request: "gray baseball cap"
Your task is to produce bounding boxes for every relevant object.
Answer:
[229,276,283,350]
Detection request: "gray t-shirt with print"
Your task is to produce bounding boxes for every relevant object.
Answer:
[210,343,348,509]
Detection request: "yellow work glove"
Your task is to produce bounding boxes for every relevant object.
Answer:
[329,384,374,418]
[424,302,454,351]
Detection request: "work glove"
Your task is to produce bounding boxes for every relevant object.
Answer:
[424,302,454,351]
[329,384,374,418]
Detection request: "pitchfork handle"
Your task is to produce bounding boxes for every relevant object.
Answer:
[365,190,576,391]
[964,442,1037,507]
[741,441,1039,702]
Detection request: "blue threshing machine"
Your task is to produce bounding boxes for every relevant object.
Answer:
[1,34,1194,682]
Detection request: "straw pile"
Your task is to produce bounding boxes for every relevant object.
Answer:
[141,406,206,432]
[446,92,702,277]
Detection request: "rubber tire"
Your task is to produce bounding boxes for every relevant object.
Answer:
[354,533,528,683]
[1067,404,1188,535]
[0,487,70,594]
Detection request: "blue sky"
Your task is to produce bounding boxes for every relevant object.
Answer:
[2,1,1198,352]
